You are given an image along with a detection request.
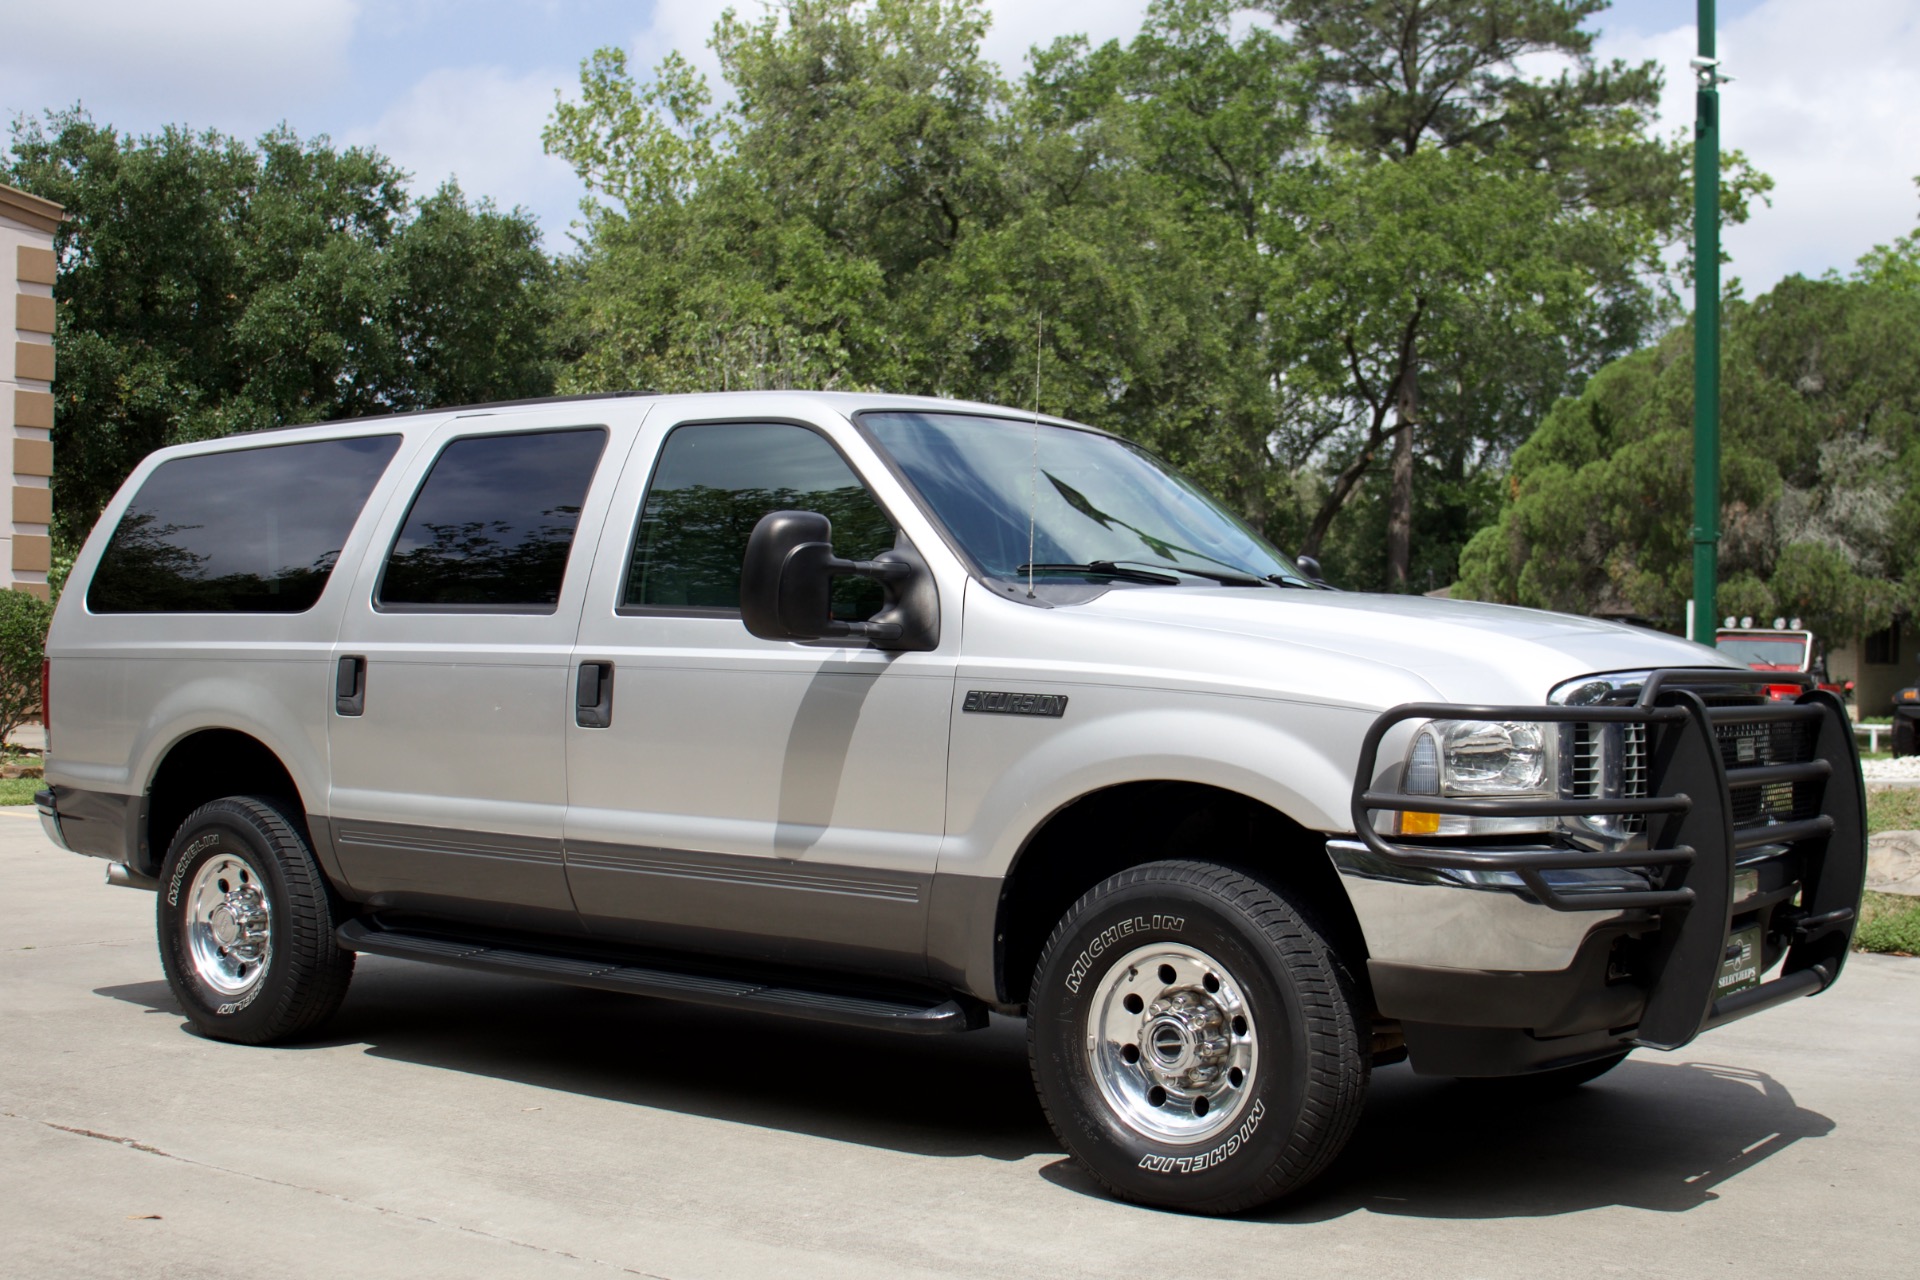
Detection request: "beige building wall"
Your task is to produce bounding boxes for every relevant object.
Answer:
[0,183,61,600]
[1828,626,1920,721]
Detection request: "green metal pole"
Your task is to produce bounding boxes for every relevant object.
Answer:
[1691,0,1720,643]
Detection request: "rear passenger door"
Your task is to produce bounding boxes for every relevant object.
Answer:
[327,408,638,931]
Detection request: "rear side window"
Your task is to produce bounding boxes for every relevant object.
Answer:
[86,435,402,614]
[624,421,895,618]
[378,428,607,611]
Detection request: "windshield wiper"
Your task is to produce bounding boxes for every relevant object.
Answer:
[1103,559,1275,587]
[1016,561,1182,585]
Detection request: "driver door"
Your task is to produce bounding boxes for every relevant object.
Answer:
[563,411,958,976]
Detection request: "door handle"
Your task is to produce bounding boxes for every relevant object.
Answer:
[575,661,614,729]
[335,655,367,716]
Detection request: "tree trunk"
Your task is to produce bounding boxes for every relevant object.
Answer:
[1386,362,1418,592]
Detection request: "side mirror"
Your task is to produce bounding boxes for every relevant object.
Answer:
[1295,554,1331,588]
[740,510,939,651]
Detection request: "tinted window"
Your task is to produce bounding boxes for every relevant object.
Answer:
[87,435,402,614]
[379,428,607,611]
[626,422,895,619]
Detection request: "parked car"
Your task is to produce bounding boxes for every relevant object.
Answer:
[37,392,1869,1213]
[1714,619,1852,703]
[1894,685,1920,758]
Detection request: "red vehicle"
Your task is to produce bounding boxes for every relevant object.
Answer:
[1714,622,1851,702]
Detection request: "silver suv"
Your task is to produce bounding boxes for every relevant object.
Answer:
[38,392,1868,1213]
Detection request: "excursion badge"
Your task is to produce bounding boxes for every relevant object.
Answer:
[963,690,1068,718]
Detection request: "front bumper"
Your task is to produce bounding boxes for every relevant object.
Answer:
[1338,668,1867,1071]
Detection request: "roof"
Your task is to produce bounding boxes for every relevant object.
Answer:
[230,389,1096,438]
[0,183,64,234]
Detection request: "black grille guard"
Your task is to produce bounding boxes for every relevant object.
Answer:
[1350,668,1868,1050]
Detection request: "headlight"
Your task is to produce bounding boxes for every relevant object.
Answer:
[1403,720,1552,797]
[1388,719,1556,837]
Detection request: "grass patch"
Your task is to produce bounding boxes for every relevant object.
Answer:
[1857,891,1920,957]
[1869,787,1920,835]
[0,775,41,806]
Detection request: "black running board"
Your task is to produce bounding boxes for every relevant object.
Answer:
[336,919,987,1035]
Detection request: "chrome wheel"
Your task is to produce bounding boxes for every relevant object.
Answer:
[1085,941,1258,1144]
[184,853,273,997]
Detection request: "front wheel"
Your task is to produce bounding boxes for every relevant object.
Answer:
[1028,861,1369,1214]
[156,796,353,1044]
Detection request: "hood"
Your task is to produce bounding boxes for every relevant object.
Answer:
[1069,586,1735,707]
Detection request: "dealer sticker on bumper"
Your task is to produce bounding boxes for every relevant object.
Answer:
[1716,924,1763,997]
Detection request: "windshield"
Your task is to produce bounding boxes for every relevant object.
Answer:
[1716,635,1811,669]
[862,412,1309,586]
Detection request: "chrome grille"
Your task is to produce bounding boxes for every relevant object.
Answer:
[1571,724,1601,797]
[1715,718,1818,827]
[1620,721,1648,834]
[1569,722,1647,835]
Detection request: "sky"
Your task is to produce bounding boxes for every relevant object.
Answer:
[2,0,1916,293]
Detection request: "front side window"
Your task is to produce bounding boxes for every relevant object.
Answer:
[378,428,607,611]
[624,422,895,619]
[87,434,402,614]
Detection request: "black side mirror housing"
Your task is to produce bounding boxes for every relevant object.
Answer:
[1295,554,1331,588]
[740,510,939,651]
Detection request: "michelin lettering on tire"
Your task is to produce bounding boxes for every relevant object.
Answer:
[1137,1099,1266,1174]
[166,833,222,907]
[1064,914,1185,993]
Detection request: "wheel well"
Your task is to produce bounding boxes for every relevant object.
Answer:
[143,730,306,876]
[995,782,1368,1008]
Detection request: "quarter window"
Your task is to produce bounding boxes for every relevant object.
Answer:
[86,435,402,614]
[378,428,607,611]
[625,422,895,619]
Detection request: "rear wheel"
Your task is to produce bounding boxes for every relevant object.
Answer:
[1028,861,1368,1214]
[157,796,353,1044]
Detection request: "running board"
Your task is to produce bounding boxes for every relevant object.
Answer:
[336,919,987,1035]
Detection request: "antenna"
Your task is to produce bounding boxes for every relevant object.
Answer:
[1027,311,1042,599]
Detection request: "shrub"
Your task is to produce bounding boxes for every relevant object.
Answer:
[0,588,52,748]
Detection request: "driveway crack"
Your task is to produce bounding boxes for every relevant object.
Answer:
[12,1112,670,1277]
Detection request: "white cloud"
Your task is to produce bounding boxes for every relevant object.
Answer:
[0,0,360,126]
[347,66,588,250]
[977,1,1151,76]
[1596,0,1920,290]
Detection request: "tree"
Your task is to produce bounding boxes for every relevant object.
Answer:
[1855,175,1920,293]
[1263,0,1765,590]
[544,1,1727,589]
[4,110,560,543]
[1455,273,1920,641]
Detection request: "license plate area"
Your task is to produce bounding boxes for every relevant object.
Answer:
[1716,924,1763,997]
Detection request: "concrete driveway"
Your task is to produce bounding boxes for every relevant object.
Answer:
[3,811,1916,1278]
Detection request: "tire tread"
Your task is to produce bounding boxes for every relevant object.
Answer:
[158,795,353,1044]
[1028,859,1368,1213]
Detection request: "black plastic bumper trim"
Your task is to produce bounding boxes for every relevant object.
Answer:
[44,784,146,869]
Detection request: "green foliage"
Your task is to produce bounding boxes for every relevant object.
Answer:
[1855,891,1920,957]
[545,0,1715,588]
[0,776,43,805]
[46,539,74,605]
[0,589,52,748]
[1457,274,1920,637]
[1854,176,1920,294]
[4,110,561,543]
[1869,786,1920,835]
